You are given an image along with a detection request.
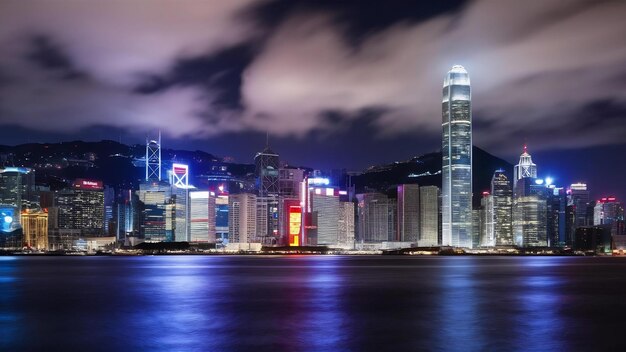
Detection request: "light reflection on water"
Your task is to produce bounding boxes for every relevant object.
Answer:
[1,256,625,351]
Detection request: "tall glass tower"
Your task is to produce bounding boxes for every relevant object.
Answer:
[442,65,473,248]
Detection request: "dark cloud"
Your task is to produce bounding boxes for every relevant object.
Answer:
[25,35,84,79]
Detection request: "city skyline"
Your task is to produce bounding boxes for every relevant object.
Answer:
[0,0,625,202]
[2,2,626,351]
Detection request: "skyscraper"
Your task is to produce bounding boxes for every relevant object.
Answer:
[480,193,495,247]
[255,145,280,197]
[442,65,472,248]
[56,179,105,237]
[254,145,280,244]
[513,146,537,193]
[356,193,396,243]
[228,193,257,243]
[189,191,216,243]
[0,167,36,221]
[418,186,439,247]
[491,170,513,246]
[397,184,420,243]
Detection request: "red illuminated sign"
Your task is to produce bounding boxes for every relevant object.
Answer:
[73,179,103,190]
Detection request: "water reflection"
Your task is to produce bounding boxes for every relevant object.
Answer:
[1,256,624,351]
[514,257,569,351]
[0,257,19,349]
[436,258,485,351]
[128,256,229,351]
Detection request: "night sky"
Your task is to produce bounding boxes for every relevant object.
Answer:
[0,0,625,200]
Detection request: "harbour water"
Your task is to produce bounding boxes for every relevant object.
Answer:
[1,255,624,351]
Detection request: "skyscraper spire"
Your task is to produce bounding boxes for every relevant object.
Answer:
[513,144,537,190]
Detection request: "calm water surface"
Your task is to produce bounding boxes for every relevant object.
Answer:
[1,255,625,351]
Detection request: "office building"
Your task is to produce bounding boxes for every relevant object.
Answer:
[189,191,216,243]
[0,167,35,220]
[419,186,439,247]
[480,193,495,247]
[397,184,420,243]
[228,193,257,243]
[215,195,229,242]
[513,146,537,192]
[593,197,623,226]
[441,65,472,248]
[21,209,48,250]
[56,179,105,237]
[513,196,547,247]
[137,181,172,242]
[491,170,513,246]
[356,193,396,243]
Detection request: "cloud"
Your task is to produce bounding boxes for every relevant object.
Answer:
[0,0,625,154]
[241,0,626,152]
[0,0,259,137]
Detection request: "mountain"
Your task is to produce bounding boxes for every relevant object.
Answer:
[1,141,513,205]
[351,146,513,206]
[0,140,252,191]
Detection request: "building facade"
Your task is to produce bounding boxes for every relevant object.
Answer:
[491,170,513,246]
[441,65,472,248]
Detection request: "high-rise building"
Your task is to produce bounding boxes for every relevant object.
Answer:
[172,186,190,242]
[310,187,341,245]
[513,195,547,247]
[115,189,138,242]
[189,191,216,243]
[254,146,280,244]
[215,195,229,242]
[442,65,472,248]
[356,193,396,243]
[278,168,305,198]
[513,146,537,192]
[568,182,590,225]
[255,146,280,197]
[593,197,623,226]
[228,193,257,243]
[20,209,48,250]
[480,193,495,247]
[137,182,172,242]
[0,167,36,221]
[472,209,482,248]
[337,202,355,249]
[419,186,439,246]
[56,179,105,237]
[397,184,420,243]
[547,187,567,247]
[280,198,301,246]
[491,170,513,246]
[145,133,162,182]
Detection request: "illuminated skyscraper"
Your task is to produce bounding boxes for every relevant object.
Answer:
[442,65,472,248]
[0,167,36,220]
[255,145,280,197]
[513,146,537,193]
[491,170,513,246]
[145,132,162,182]
[594,197,623,226]
[419,186,439,247]
[189,191,216,243]
[397,184,420,243]
[56,179,105,237]
[228,193,257,243]
[254,144,280,244]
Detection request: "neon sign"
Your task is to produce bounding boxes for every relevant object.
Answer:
[289,206,301,246]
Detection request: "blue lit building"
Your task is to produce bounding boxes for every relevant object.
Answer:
[442,65,473,248]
